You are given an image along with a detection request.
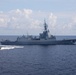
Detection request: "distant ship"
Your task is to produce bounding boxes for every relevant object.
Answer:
[1,20,76,45]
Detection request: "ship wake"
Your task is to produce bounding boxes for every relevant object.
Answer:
[0,45,24,50]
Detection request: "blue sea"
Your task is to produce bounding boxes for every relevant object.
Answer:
[0,36,76,75]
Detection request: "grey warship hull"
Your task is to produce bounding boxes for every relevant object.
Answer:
[1,39,75,45]
[1,20,76,45]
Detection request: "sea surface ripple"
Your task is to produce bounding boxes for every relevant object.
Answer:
[0,45,76,75]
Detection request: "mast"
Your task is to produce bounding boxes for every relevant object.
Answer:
[44,19,48,31]
[39,20,52,39]
[43,20,49,39]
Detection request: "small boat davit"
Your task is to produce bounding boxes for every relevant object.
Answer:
[1,20,76,45]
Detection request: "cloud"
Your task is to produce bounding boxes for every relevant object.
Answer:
[48,13,57,28]
[0,9,43,35]
[0,9,76,35]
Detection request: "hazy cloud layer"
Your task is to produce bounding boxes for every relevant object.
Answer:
[0,9,76,35]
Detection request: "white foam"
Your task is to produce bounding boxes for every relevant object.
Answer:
[0,45,24,50]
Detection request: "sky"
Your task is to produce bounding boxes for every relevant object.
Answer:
[0,0,76,35]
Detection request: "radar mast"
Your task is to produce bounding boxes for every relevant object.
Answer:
[44,19,48,32]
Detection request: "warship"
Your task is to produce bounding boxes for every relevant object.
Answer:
[1,20,76,45]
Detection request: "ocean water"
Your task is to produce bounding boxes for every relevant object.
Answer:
[0,36,76,75]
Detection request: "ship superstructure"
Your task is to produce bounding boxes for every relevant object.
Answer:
[16,20,56,42]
